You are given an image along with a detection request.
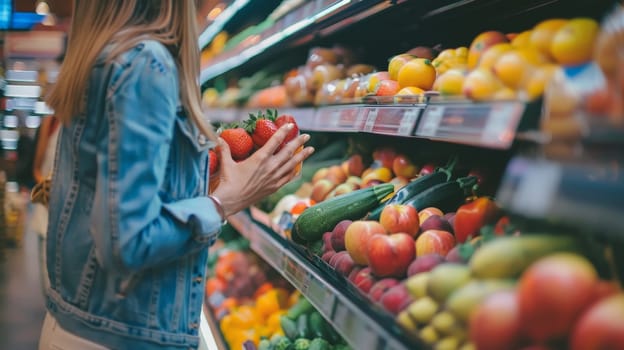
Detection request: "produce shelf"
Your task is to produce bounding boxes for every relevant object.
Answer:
[204,99,536,149]
[227,209,426,350]
[200,0,392,84]
[497,156,624,241]
[198,0,253,50]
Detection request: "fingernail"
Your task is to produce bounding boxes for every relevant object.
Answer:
[286,123,294,130]
[303,134,311,141]
[307,147,315,154]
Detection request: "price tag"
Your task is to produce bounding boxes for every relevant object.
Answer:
[398,108,420,135]
[306,277,336,315]
[416,105,445,137]
[481,103,524,147]
[282,256,308,290]
[333,304,380,350]
[363,108,378,132]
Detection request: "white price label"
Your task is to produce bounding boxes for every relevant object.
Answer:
[418,105,445,137]
[398,108,420,135]
[363,108,378,132]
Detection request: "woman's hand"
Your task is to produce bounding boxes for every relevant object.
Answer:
[211,123,314,217]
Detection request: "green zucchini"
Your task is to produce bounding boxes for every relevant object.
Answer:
[308,311,326,338]
[280,315,299,340]
[293,183,394,242]
[287,298,314,320]
[403,176,477,213]
[297,313,310,339]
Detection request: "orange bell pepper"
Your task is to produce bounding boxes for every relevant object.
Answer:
[453,197,500,243]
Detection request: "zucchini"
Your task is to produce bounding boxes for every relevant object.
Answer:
[293,184,394,242]
[308,311,326,338]
[280,315,299,340]
[287,298,314,320]
[470,234,584,279]
[403,176,477,213]
[297,313,310,339]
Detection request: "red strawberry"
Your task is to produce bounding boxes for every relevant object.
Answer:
[274,114,299,144]
[208,149,219,175]
[219,125,253,160]
[244,110,278,148]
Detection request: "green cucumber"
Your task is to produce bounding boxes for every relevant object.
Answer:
[280,315,299,340]
[403,176,477,213]
[287,298,314,320]
[308,311,326,338]
[297,313,310,339]
[293,184,394,242]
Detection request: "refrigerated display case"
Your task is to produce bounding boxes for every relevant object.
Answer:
[197,0,624,349]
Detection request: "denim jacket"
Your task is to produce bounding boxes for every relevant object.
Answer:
[45,40,221,350]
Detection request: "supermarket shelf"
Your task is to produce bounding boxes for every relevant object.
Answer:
[198,0,253,50]
[227,210,423,350]
[200,0,391,84]
[200,307,225,350]
[204,99,534,149]
[497,156,624,241]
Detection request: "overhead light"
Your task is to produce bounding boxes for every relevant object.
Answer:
[35,1,50,15]
[206,3,226,21]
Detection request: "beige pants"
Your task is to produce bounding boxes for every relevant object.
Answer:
[39,313,109,350]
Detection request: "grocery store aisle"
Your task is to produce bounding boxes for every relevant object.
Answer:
[0,217,46,350]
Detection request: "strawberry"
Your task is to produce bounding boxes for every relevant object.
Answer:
[219,123,253,160]
[208,149,219,175]
[274,114,299,144]
[244,110,277,148]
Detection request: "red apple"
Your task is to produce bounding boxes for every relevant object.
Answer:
[372,147,397,169]
[379,204,420,237]
[415,230,455,257]
[392,154,419,178]
[351,267,377,293]
[407,253,445,276]
[570,294,624,350]
[369,278,400,302]
[345,221,387,265]
[331,220,352,251]
[470,291,522,350]
[367,233,416,278]
[418,207,444,224]
[518,253,598,343]
[379,284,413,316]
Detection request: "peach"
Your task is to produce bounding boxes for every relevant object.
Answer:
[418,207,444,224]
[311,178,337,202]
[331,220,352,251]
[470,291,522,350]
[321,250,336,263]
[312,167,329,184]
[322,231,334,253]
[570,295,624,350]
[325,183,357,200]
[445,246,466,263]
[333,252,356,277]
[369,278,400,302]
[380,284,413,316]
[326,165,347,184]
[345,221,387,265]
[367,71,391,93]
[415,230,456,257]
[345,176,362,188]
[372,147,397,169]
[367,233,416,278]
[328,251,349,268]
[407,254,445,276]
[392,154,420,178]
[361,167,393,188]
[346,154,365,177]
[379,204,420,237]
[350,267,377,293]
[420,215,453,234]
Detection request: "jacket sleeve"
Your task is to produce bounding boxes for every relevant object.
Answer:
[90,43,221,272]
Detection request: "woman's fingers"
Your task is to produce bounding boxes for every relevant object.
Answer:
[259,123,294,157]
[270,133,311,167]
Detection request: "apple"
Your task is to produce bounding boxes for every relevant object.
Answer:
[322,231,334,253]
[407,253,445,276]
[331,220,352,251]
[470,291,522,350]
[392,154,420,178]
[415,230,456,257]
[379,204,420,237]
[570,294,624,350]
[418,207,444,224]
[369,278,400,302]
[311,178,337,202]
[518,253,598,343]
[372,147,397,169]
[351,267,377,293]
[367,233,416,278]
[420,215,453,234]
[379,284,413,315]
[345,221,387,265]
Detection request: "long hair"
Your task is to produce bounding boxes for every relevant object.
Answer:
[47,0,215,141]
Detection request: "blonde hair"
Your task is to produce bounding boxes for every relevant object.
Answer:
[47,0,216,141]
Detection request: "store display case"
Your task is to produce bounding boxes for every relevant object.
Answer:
[198,0,624,349]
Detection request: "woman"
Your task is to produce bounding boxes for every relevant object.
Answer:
[39,1,313,349]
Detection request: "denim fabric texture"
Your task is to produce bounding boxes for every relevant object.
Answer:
[44,40,221,350]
